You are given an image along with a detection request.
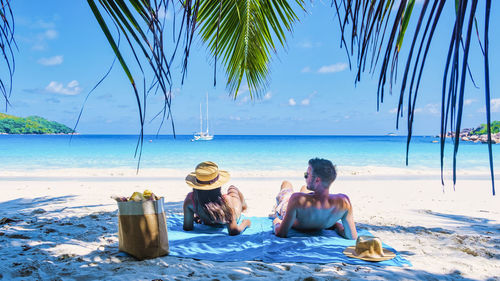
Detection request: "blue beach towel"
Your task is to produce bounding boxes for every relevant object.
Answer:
[167,215,411,266]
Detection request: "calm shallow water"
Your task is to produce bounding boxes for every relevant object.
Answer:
[0,135,497,171]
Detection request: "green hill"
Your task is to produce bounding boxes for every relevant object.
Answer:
[0,113,75,134]
[471,121,500,135]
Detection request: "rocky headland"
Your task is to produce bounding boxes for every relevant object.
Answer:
[444,121,500,144]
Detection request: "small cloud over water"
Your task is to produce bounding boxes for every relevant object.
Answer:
[45,80,82,95]
[464,99,476,106]
[38,55,63,66]
[301,66,311,73]
[317,63,348,74]
[478,98,500,113]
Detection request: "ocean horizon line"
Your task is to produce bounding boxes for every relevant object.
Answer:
[0,133,441,137]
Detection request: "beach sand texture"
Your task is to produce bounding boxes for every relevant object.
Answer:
[0,168,498,280]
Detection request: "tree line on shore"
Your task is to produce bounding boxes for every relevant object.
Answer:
[0,113,74,134]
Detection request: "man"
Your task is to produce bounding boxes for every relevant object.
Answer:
[272,158,357,239]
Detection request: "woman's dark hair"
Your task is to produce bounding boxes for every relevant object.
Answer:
[193,187,233,224]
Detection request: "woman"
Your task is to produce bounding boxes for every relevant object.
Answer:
[183,161,251,235]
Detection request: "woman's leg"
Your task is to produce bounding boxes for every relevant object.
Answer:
[226,185,247,216]
[274,181,294,219]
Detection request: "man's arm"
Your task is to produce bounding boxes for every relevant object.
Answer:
[273,194,299,238]
[327,221,346,237]
[183,192,194,231]
[340,196,357,240]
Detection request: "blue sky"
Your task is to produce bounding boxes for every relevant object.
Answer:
[3,1,499,135]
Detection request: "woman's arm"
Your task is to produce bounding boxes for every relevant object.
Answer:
[183,192,194,231]
[227,217,251,236]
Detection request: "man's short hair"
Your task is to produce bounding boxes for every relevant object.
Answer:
[308,158,336,186]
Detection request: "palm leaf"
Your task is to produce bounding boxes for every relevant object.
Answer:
[196,0,303,98]
[87,0,181,171]
[0,0,16,110]
[333,0,495,194]
[483,0,495,195]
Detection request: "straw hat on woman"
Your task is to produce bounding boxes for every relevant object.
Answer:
[183,161,251,235]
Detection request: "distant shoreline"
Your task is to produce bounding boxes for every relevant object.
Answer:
[0,133,79,135]
[0,133,441,137]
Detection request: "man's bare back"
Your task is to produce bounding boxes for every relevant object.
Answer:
[273,159,357,239]
[290,192,351,231]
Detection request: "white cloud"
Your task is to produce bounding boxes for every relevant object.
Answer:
[37,55,63,66]
[17,19,58,51]
[33,20,56,29]
[464,99,476,106]
[302,91,317,106]
[301,66,311,73]
[263,92,272,100]
[157,8,172,20]
[491,99,500,112]
[67,80,79,88]
[32,29,59,50]
[229,116,241,121]
[318,63,348,74]
[235,85,249,99]
[425,103,439,115]
[236,93,251,105]
[299,41,313,48]
[44,29,58,39]
[389,104,439,115]
[288,98,296,106]
[45,80,82,95]
[412,103,439,115]
[479,98,500,112]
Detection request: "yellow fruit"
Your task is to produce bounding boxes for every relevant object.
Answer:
[130,191,144,202]
[143,189,153,199]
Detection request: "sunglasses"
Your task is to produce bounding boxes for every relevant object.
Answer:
[304,172,308,179]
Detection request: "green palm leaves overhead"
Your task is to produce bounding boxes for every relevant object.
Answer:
[197,0,303,98]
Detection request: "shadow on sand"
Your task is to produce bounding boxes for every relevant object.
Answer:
[357,209,500,263]
[0,197,497,280]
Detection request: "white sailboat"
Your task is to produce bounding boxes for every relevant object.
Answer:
[193,93,213,141]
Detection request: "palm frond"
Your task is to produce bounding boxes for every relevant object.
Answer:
[483,0,494,195]
[196,0,304,98]
[334,0,495,194]
[87,0,182,171]
[0,0,17,110]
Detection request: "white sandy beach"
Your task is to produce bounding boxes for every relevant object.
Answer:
[0,167,499,280]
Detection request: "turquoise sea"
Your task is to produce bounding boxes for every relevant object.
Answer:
[0,135,497,172]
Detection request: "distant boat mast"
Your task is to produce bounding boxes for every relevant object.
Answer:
[199,102,203,134]
[192,92,214,141]
[206,92,209,135]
